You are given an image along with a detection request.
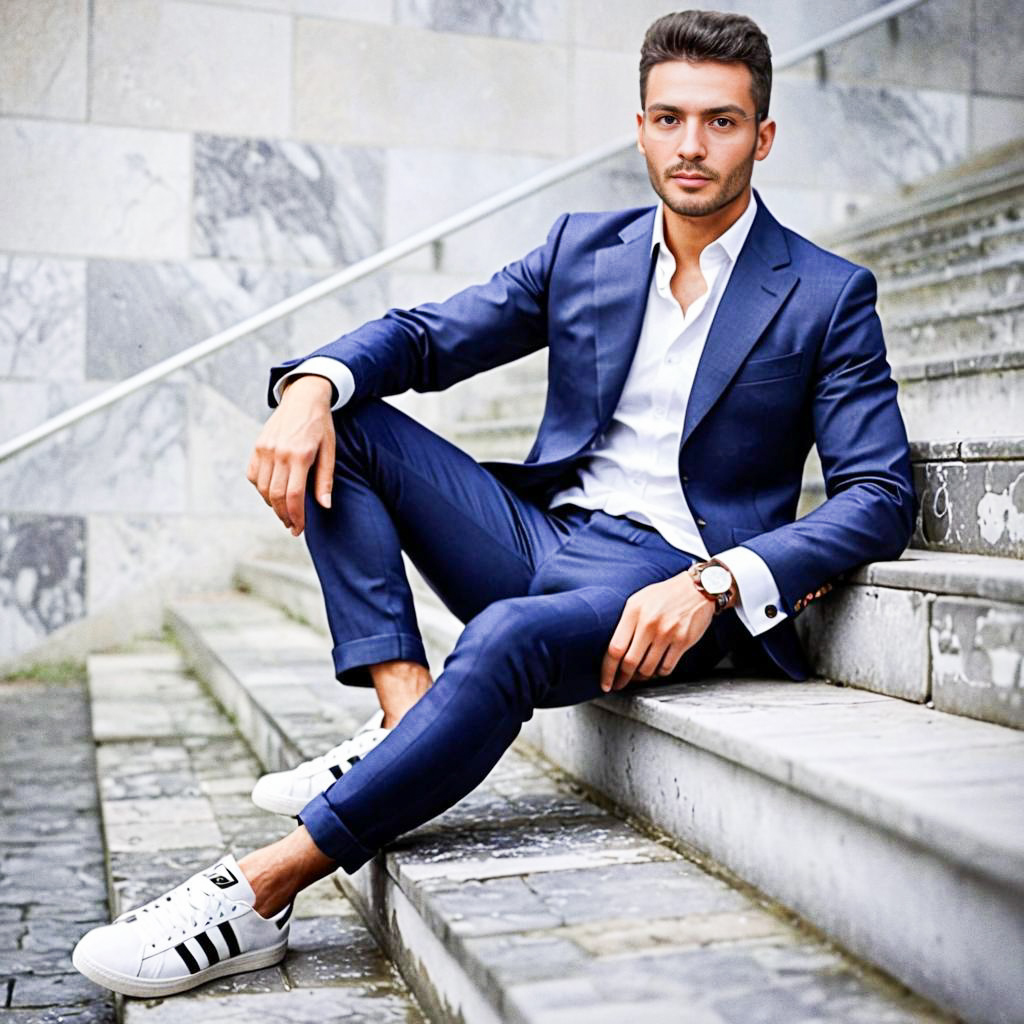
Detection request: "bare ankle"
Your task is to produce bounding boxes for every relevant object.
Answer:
[369,659,432,728]
[238,827,336,917]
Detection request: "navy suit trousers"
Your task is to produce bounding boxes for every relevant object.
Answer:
[297,397,745,871]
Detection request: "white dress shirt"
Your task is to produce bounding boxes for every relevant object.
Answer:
[276,196,787,637]
[545,196,784,636]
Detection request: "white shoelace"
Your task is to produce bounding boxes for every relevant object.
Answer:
[123,876,237,948]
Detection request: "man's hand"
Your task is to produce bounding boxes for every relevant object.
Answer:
[600,572,717,693]
[246,375,335,536]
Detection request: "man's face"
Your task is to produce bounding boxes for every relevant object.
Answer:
[637,59,775,218]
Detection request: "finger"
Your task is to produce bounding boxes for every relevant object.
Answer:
[255,448,275,507]
[655,639,689,677]
[314,419,335,510]
[601,603,638,692]
[267,459,292,529]
[613,629,653,691]
[285,458,309,535]
[245,448,260,487]
[636,635,671,680]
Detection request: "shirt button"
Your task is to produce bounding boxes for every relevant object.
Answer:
[765,604,778,618]
[696,517,707,527]
[681,474,689,483]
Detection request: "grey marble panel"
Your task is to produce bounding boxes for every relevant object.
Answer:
[396,0,568,42]
[0,256,86,381]
[763,79,969,193]
[86,258,388,416]
[932,596,1024,730]
[0,0,88,119]
[194,136,384,268]
[0,384,187,515]
[976,0,1024,99]
[0,514,86,654]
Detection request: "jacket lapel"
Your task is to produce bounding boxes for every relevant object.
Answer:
[679,199,798,451]
[593,209,657,424]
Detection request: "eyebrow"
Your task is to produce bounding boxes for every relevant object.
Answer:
[647,102,751,118]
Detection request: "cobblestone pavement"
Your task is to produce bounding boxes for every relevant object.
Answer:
[0,676,117,1023]
[86,647,426,1023]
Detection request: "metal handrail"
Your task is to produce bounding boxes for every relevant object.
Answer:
[0,0,929,464]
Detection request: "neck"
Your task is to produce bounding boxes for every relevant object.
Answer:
[662,185,752,267]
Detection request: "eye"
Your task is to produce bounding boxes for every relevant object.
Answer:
[708,116,736,130]
[655,114,679,127]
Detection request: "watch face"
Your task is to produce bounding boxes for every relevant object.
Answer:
[700,565,732,595]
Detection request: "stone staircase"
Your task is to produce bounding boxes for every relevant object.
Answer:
[130,587,950,1024]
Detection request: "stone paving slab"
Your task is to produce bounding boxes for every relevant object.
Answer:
[168,591,952,1024]
[0,678,116,1022]
[83,648,427,1023]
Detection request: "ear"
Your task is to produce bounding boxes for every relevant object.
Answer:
[636,110,645,153]
[754,116,776,162]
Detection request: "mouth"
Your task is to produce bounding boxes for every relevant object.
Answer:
[669,172,713,187]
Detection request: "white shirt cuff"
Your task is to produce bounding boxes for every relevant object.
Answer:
[272,357,356,411]
[713,545,788,636]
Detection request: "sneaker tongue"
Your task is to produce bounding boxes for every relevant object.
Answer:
[200,854,255,904]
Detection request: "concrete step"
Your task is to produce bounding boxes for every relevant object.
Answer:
[166,591,954,1024]
[795,547,1024,729]
[830,144,1024,262]
[882,292,1024,367]
[893,348,1022,443]
[84,644,427,1021]
[521,677,1024,1024]
[877,251,1024,327]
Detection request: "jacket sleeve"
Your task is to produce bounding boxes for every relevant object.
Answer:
[267,213,571,407]
[738,267,918,615]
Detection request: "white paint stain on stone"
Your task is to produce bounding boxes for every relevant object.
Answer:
[976,471,1024,545]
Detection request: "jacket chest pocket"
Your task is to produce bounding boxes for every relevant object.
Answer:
[732,351,803,386]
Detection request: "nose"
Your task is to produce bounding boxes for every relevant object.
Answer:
[676,116,707,162]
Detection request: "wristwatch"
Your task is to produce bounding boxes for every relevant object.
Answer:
[687,559,735,615]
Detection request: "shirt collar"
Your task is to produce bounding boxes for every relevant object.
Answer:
[650,192,758,267]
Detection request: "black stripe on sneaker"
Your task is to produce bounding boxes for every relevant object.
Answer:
[347,755,361,766]
[195,930,220,967]
[329,764,343,779]
[175,942,201,975]
[218,921,241,958]
[275,902,294,930]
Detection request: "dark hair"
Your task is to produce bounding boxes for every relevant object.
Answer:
[639,10,772,118]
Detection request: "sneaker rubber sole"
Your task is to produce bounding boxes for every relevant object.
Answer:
[72,935,288,998]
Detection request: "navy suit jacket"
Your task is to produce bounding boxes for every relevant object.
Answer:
[269,192,917,681]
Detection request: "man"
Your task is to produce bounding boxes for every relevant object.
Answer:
[73,9,915,997]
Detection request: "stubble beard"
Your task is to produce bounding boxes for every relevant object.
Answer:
[647,139,757,218]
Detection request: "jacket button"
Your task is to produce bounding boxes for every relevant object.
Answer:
[765,604,777,618]
[696,517,706,527]
[681,474,689,483]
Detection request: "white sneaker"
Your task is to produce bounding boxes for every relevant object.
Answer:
[72,854,291,998]
[251,708,392,817]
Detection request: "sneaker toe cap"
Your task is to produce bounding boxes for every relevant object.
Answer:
[74,921,144,979]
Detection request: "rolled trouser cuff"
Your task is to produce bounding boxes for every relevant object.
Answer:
[298,792,377,874]
[332,632,429,688]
